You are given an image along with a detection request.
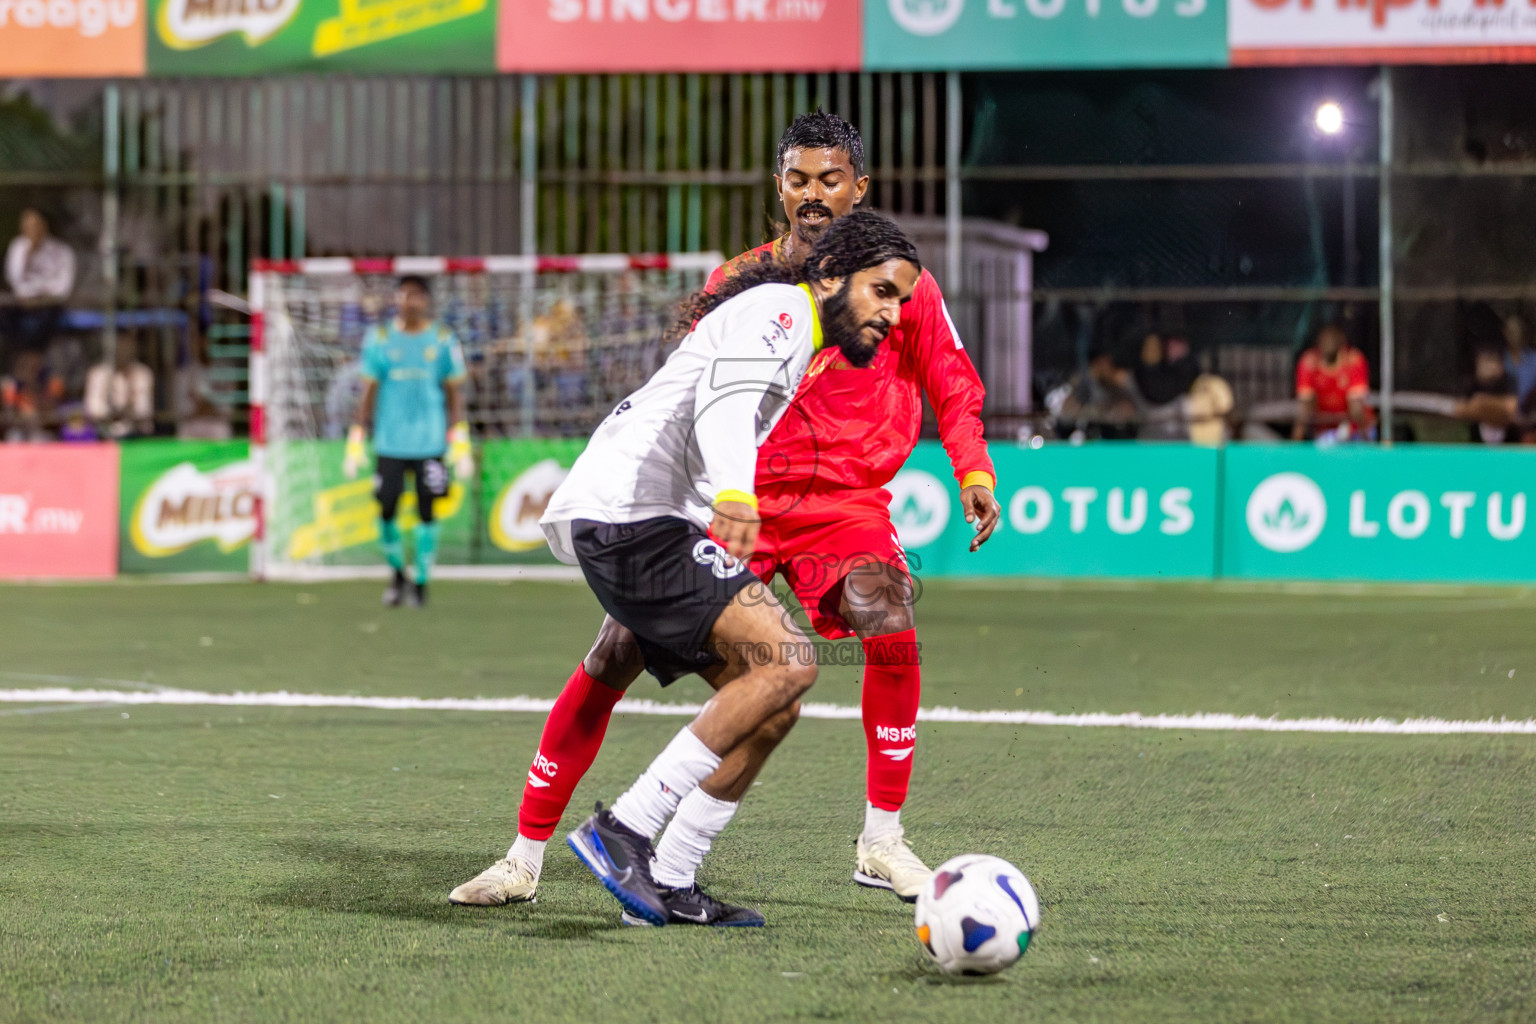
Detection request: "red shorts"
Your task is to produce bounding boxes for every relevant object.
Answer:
[750,492,908,640]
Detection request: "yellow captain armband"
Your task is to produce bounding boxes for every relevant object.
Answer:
[714,489,759,510]
[960,471,996,492]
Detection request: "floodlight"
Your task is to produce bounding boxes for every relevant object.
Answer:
[1314,101,1345,136]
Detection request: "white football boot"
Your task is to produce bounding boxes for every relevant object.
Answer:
[854,829,933,903]
[448,856,539,905]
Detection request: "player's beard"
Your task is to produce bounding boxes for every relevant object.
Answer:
[820,279,888,369]
[794,201,834,244]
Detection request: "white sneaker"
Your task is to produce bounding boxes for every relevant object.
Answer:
[448,856,539,905]
[854,830,932,903]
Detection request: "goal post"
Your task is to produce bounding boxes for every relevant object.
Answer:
[249,252,723,581]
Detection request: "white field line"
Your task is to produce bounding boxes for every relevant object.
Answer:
[0,685,1534,735]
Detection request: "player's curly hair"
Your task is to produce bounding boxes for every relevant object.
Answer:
[777,110,866,179]
[669,210,921,339]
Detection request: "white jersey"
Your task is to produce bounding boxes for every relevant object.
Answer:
[541,281,823,564]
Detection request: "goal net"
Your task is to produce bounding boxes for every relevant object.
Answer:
[250,252,722,581]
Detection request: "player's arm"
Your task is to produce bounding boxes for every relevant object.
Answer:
[346,331,383,478]
[1344,352,1370,428]
[694,298,796,562]
[1293,355,1316,440]
[908,275,1001,551]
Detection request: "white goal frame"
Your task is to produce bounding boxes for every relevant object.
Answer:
[248,252,723,581]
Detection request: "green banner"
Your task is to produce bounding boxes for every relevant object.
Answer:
[266,437,583,569]
[477,438,585,564]
[148,0,495,75]
[1222,444,1536,583]
[865,0,1227,69]
[267,439,475,569]
[893,442,1219,578]
[254,437,1536,583]
[119,440,254,574]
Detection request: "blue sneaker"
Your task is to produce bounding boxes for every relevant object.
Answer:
[620,883,766,928]
[567,803,668,927]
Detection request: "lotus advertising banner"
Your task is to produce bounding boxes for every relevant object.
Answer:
[864,0,1226,69]
[1222,445,1536,582]
[890,442,1219,578]
[148,0,496,74]
[118,440,255,574]
[496,0,860,72]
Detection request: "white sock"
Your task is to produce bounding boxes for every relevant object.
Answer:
[610,726,722,839]
[863,802,903,842]
[507,835,547,871]
[652,789,739,889]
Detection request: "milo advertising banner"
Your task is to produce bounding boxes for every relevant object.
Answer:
[478,437,585,563]
[119,440,255,574]
[148,0,495,74]
[890,442,1219,578]
[1222,444,1536,583]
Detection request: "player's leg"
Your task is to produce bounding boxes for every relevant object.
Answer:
[747,511,931,900]
[839,554,929,902]
[405,456,449,606]
[453,546,784,909]
[605,588,813,926]
[449,616,645,906]
[373,457,409,606]
[571,571,816,926]
[644,695,800,922]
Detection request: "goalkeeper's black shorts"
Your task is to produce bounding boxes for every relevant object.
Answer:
[375,454,448,523]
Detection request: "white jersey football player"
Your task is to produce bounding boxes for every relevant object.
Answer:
[531,210,922,927]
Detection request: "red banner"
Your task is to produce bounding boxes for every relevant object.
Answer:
[497,0,860,71]
[1229,0,1536,65]
[0,444,121,579]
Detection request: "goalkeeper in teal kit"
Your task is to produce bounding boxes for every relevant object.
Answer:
[344,274,473,607]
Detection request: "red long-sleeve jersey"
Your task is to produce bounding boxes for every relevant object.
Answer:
[705,238,995,513]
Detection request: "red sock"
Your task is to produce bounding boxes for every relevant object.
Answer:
[516,663,626,841]
[861,628,922,812]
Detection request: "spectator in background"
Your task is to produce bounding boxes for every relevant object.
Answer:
[57,403,97,442]
[85,334,155,439]
[2,209,75,434]
[2,208,75,359]
[1292,323,1375,442]
[1134,331,1205,440]
[1050,347,1141,440]
[1503,312,1536,409]
[1,360,65,441]
[1454,347,1518,444]
[1134,331,1200,406]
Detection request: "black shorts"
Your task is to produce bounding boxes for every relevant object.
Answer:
[572,516,757,686]
[375,455,448,523]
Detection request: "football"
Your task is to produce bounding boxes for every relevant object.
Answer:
[914,854,1040,976]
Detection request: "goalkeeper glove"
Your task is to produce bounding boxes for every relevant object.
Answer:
[447,422,474,479]
[343,424,369,479]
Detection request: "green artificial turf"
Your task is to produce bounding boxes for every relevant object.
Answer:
[2,579,1534,1022]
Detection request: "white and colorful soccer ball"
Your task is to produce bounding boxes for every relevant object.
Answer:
[914,854,1039,976]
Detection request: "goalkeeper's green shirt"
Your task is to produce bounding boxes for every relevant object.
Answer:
[360,320,467,459]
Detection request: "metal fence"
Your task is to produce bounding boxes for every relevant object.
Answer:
[3,66,1536,438]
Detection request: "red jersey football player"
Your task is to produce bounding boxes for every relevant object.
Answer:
[1292,323,1376,441]
[451,112,1001,912]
